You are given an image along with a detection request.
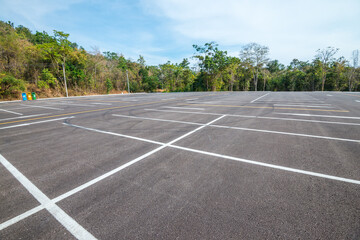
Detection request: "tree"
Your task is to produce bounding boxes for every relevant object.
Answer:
[349,50,359,91]
[315,46,339,91]
[240,43,269,91]
[193,42,228,91]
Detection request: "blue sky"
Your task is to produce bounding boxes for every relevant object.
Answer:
[1,0,359,66]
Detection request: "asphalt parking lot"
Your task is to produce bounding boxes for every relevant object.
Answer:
[0,91,359,239]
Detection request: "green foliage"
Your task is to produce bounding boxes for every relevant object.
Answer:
[0,75,26,97]
[0,19,359,100]
[38,68,57,89]
[105,78,113,94]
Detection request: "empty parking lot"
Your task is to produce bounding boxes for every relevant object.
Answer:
[0,91,359,239]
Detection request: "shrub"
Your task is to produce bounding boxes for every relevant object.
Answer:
[0,75,26,97]
[38,68,57,89]
[105,78,113,94]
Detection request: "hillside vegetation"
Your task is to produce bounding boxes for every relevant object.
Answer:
[0,20,359,100]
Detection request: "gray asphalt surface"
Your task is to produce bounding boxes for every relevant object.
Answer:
[0,91,359,239]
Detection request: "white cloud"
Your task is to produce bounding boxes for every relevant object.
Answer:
[0,0,84,30]
[142,0,360,64]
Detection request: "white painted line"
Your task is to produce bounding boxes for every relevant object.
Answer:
[275,113,360,120]
[168,145,360,185]
[0,154,96,239]
[0,205,44,230]
[0,109,23,115]
[162,98,175,100]
[163,106,205,111]
[0,117,74,130]
[47,102,95,107]
[19,104,64,110]
[127,112,360,142]
[58,115,225,203]
[112,114,203,126]
[91,102,112,105]
[327,94,333,96]
[211,124,360,143]
[145,109,360,126]
[273,104,333,108]
[63,123,163,145]
[257,101,326,103]
[356,100,360,103]
[0,114,48,122]
[250,93,270,103]
[64,122,360,185]
[186,98,198,101]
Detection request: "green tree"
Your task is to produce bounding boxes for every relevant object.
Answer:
[193,42,229,91]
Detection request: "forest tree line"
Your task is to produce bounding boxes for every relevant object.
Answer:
[0,20,359,99]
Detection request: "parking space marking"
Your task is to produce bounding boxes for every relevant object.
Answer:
[0,95,214,126]
[273,104,333,108]
[250,93,270,103]
[145,109,360,126]
[0,109,23,115]
[181,103,349,112]
[61,122,360,185]
[19,104,64,110]
[0,154,96,239]
[0,117,74,130]
[163,106,205,111]
[275,113,360,120]
[0,114,49,122]
[168,145,360,185]
[46,102,96,107]
[112,113,360,143]
[0,115,225,231]
[342,93,360,98]
[91,103,112,105]
[63,122,164,145]
[112,114,203,126]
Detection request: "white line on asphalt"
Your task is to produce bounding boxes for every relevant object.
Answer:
[273,104,333,108]
[250,93,270,103]
[163,106,205,111]
[0,114,225,231]
[63,122,163,145]
[0,108,23,115]
[162,98,175,100]
[19,104,64,110]
[0,117,74,130]
[256,101,326,103]
[168,145,360,185]
[116,113,360,142]
[47,102,95,107]
[63,123,360,185]
[356,100,360,103]
[0,154,96,239]
[186,98,198,101]
[0,205,44,230]
[327,94,333,96]
[58,115,225,202]
[91,103,112,105]
[64,123,360,185]
[5,112,359,230]
[210,124,360,143]
[144,108,360,126]
[112,114,203,126]
[275,113,360,120]
[0,114,48,122]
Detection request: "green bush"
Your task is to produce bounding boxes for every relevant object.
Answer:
[38,68,57,89]
[105,78,113,94]
[0,75,26,97]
